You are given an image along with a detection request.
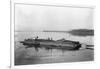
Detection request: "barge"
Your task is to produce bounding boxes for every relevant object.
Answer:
[20,38,81,50]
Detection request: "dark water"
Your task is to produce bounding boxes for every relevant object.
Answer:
[15,32,94,65]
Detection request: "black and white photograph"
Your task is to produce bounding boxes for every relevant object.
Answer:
[14,3,94,66]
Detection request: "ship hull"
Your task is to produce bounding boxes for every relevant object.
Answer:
[20,40,81,50]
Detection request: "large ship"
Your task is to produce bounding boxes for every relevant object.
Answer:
[20,37,81,50]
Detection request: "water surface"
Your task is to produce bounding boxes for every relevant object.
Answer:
[15,32,94,65]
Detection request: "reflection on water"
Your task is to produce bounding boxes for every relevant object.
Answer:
[15,32,94,65]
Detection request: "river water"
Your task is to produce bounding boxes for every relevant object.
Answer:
[15,32,93,45]
[15,32,94,65]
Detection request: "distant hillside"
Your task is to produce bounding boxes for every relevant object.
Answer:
[68,29,94,36]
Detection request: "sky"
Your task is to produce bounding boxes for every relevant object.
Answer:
[15,4,93,32]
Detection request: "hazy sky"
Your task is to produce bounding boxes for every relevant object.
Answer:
[15,4,93,32]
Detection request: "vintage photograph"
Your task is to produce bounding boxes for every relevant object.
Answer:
[14,3,94,65]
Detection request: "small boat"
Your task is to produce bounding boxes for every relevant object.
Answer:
[20,38,81,50]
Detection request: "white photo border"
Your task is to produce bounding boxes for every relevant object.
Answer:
[10,0,95,69]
